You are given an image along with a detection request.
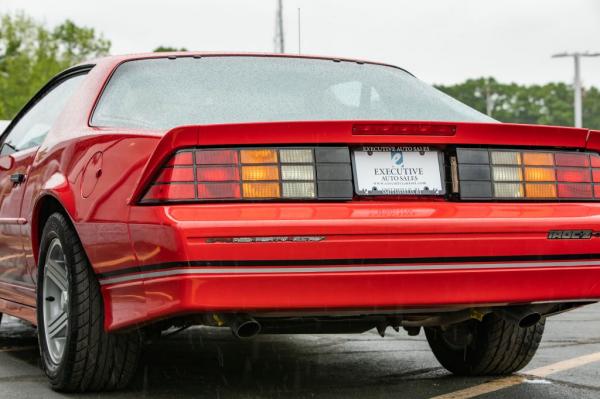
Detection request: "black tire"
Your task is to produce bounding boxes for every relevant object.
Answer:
[37,212,142,392]
[425,313,545,376]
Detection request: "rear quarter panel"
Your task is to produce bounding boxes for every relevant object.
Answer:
[19,58,163,280]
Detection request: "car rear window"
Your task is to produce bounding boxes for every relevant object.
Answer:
[91,56,495,130]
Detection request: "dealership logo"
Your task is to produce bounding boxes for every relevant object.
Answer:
[391,151,404,166]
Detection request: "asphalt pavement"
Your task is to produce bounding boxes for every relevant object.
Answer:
[1,303,600,398]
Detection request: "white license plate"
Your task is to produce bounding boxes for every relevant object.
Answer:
[353,147,445,195]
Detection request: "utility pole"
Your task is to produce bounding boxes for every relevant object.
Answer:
[297,8,301,55]
[484,79,498,117]
[552,52,600,128]
[274,0,285,53]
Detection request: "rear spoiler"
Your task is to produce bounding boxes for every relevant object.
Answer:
[585,130,600,152]
[130,120,591,204]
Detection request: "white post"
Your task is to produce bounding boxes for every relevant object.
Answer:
[552,52,600,128]
[297,8,301,55]
[573,54,582,128]
[274,0,285,53]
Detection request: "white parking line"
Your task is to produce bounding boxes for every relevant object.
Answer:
[430,351,600,399]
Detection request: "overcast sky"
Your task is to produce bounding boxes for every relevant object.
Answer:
[2,0,600,86]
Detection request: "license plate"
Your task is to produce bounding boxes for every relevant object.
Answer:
[352,146,445,196]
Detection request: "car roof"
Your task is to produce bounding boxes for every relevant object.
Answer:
[81,52,414,76]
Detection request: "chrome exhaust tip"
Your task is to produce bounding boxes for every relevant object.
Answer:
[230,314,261,339]
[498,307,542,328]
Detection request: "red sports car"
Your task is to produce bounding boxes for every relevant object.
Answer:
[1,52,599,392]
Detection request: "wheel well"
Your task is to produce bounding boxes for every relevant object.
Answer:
[32,196,71,264]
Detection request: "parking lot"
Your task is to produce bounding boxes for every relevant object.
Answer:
[0,303,598,398]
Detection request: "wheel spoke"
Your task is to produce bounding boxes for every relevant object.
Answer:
[48,311,68,338]
[53,337,66,353]
[46,259,68,292]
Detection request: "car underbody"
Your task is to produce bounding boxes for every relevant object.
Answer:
[144,301,591,339]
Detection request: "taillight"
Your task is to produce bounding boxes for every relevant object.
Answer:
[457,148,600,200]
[140,147,353,203]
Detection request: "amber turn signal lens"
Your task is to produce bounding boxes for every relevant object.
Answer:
[240,149,278,164]
[242,165,279,181]
[242,182,280,198]
[522,152,554,166]
[525,183,557,198]
[524,167,555,182]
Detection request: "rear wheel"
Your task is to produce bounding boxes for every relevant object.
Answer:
[425,313,545,375]
[37,212,141,392]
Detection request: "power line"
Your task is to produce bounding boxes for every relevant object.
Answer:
[552,51,600,128]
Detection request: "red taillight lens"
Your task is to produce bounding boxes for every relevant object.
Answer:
[556,168,591,183]
[558,183,593,198]
[155,167,194,183]
[196,149,238,164]
[196,166,240,181]
[143,184,195,201]
[197,183,241,199]
[555,152,590,167]
[166,151,194,166]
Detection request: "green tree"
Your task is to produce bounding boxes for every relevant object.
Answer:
[153,46,187,52]
[436,78,600,129]
[583,87,600,130]
[0,12,110,119]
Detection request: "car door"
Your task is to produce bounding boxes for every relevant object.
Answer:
[0,73,87,304]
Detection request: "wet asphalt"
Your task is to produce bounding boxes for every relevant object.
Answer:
[0,304,599,398]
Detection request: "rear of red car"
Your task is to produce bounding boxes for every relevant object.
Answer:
[94,120,600,325]
[87,54,600,379]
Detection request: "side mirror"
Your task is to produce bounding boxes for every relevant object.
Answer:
[0,155,14,171]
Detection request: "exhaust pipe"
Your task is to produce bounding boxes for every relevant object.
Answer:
[230,314,261,339]
[498,306,542,328]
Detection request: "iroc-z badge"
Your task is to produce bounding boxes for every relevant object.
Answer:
[547,230,594,239]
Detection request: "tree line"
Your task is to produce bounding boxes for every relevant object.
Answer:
[0,13,110,120]
[1,13,598,129]
[435,78,600,129]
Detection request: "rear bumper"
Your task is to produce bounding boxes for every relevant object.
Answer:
[101,263,600,331]
[99,202,600,331]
